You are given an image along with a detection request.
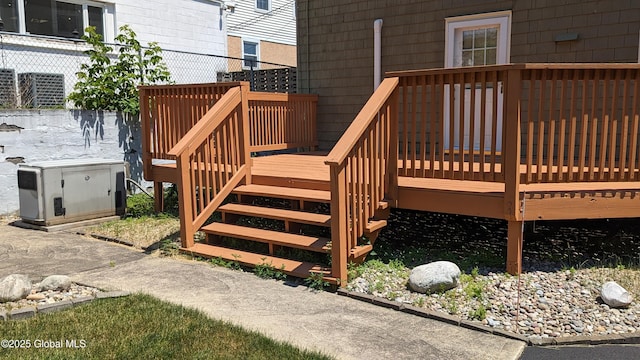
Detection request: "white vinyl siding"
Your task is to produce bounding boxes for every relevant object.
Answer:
[227,0,296,46]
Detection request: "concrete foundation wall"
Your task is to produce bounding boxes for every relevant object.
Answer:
[0,110,148,215]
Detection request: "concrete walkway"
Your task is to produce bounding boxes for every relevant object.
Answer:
[0,223,526,360]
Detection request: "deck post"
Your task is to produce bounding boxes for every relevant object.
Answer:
[503,68,523,275]
[329,164,348,286]
[240,82,252,185]
[153,181,164,213]
[176,152,195,248]
[506,220,523,275]
[139,88,153,181]
[387,86,400,207]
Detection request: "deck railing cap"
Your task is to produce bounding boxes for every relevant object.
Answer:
[385,63,640,78]
[138,81,249,90]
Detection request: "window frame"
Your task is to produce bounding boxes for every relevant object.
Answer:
[444,11,511,68]
[255,0,270,13]
[242,39,260,69]
[6,0,109,41]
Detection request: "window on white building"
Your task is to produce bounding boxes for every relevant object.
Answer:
[243,40,259,68]
[0,0,20,32]
[1,0,106,39]
[25,0,104,38]
[256,0,269,12]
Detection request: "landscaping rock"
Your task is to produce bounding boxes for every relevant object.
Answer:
[38,275,72,291]
[0,274,32,302]
[26,293,46,301]
[408,261,460,294]
[601,281,633,308]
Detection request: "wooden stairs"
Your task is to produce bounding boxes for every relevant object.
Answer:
[181,183,388,284]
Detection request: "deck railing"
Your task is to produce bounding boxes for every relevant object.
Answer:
[325,77,399,284]
[167,84,251,248]
[390,66,508,182]
[387,64,640,185]
[140,83,318,179]
[248,92,318,152]
[139,82,240,178]
[519,65,640,183]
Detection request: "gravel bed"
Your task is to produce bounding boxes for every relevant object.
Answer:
[345,209,640,339]
[347,266,639,339]
[0,283,101,313]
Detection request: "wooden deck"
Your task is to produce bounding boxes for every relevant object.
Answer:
[251,154,640,221]
[152,152,640,222]
[139,64,640,284]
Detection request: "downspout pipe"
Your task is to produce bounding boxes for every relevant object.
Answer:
[374,19,383,91]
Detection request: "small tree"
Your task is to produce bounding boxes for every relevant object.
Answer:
[68,25,171,115]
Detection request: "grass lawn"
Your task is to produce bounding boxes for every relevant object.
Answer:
[0,294,332,360]
[83,215,181,250]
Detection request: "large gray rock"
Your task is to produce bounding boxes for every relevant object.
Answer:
[409,261,461,294]
[38,275,72,291]
[601,281,633,308]
[0,274,32,302]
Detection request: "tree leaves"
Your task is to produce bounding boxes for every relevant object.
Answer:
[67,25,172,115]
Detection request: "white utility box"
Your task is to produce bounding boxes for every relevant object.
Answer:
[18,159,126,226]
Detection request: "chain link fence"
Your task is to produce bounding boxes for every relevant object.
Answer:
[0,31,296,109]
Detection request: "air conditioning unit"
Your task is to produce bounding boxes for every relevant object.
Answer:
[18,159,126,226]
[0,69,17,108]
[18,73,65,108]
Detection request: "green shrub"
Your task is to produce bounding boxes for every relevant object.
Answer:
[126,193,154,217]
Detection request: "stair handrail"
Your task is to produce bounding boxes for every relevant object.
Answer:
[168,83,252,248]
[324,77,400,285]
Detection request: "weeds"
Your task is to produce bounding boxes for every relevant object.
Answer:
[254,259,287,281]
[413,297,425,307]
[468,303,487,321]
[305,272,330,291]
[159,238,180,257]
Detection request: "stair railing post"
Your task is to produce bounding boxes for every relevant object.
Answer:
[240,82,252,185]
[329,163,348,286]
[176,150,195,248]
[387,86,400,207]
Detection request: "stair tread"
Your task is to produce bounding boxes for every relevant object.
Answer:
[183,243,335,282]
[366,219,387,233]
[233,184,331,203]
[201,222,331,252]
[219,203,331,226]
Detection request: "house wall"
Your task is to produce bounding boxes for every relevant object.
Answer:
[115,0,225,55]
[0,110,147,215]
[228,35,296,71]
[226,0,297,65]
[0,1,228,104]
[261,41,297,68]
[297,0,640,149]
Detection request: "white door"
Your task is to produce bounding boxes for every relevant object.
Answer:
[444,11,511,152]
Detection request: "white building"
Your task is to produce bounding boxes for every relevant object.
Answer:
[0,0,228,99]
